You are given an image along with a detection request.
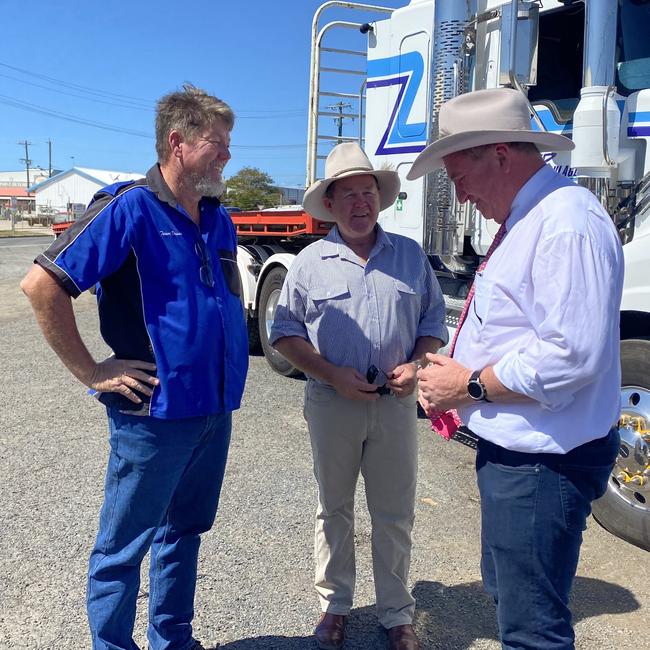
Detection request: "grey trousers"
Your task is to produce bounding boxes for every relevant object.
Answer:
[304,379,418,629]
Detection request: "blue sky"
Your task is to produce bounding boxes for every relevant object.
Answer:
[1,0,406,188]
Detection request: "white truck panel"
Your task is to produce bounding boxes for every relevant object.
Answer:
[365,0,434,245]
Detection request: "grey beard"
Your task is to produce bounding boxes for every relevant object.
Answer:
[194,176,226,198]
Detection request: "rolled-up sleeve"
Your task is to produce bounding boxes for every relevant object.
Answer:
[268,263,309,345]
[415,250,449,345]
[493,230,620,410]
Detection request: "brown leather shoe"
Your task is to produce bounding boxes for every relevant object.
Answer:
[314,612,346,649]
[386,624,420,650]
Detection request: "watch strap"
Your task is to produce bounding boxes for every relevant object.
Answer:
[468,369,492,403]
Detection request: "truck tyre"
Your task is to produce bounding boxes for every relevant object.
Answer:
[258,267,300,376]
[592,339,650,551]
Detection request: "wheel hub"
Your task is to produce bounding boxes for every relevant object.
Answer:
[614,386,650,508]
[264,288,281,339]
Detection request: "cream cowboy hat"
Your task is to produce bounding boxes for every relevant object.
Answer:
[406,88,574,179]
[303,142,400,222]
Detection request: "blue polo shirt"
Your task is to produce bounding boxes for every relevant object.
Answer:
[37,164,248,419]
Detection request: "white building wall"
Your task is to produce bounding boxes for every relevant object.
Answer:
[35,174,103,211]
[0,170,49,187]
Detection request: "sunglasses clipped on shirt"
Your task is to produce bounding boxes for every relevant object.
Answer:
[366,365,391,396]
[194,238,215,288]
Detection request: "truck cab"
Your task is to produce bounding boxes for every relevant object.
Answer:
[301,0,650,551]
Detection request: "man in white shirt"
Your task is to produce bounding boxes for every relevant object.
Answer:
[410,88,623,650]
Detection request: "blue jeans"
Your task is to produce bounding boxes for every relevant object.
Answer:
[476,428,619,650]
[87,409,232,650]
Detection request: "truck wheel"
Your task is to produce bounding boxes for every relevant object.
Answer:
[258,267,300,376]
[592,339,650,551]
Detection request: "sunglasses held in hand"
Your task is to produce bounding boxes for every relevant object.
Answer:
[366,365,391,396]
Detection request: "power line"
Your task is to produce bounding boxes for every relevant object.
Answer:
[0,60,306,118]
[0,92,308,149]
[238,109,304,115]
[0,61,152,108]
[235,113,304,120]
[232,143,306,149]
[0,68,305,118]
[0,72,154,112]
[0,94,153,138]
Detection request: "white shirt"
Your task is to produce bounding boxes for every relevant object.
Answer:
[455,165,624,453]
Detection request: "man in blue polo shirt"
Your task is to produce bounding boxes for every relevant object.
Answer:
[21,84,248,650]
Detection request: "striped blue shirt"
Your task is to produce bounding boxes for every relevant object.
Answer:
[269,225,448,382]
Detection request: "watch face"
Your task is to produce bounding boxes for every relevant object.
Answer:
[468,380,484,400]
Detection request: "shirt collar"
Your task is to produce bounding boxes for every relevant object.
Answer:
[320,224,393,260]
[146,164,177,208]
[506,163,558,231]
[145,163,223,212]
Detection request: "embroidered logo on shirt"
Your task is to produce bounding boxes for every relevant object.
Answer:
[159,230,183,237]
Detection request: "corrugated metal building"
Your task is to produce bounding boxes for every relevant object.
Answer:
[29,167,144,213]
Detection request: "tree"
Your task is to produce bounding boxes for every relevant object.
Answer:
[225,167,281,210]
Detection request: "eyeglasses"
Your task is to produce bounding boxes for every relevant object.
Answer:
[194,239,214,287]
[366,365,391,396]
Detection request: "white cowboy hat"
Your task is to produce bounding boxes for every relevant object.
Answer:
[303,142,400,222]
[407,88,574,179]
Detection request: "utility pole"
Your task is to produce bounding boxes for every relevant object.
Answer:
[47,139,52,177]
[326,102,353,144]
[18,140,32,187]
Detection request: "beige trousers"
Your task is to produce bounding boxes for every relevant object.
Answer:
[304,379,418,629]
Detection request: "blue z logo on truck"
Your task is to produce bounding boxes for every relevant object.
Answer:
[367,52,428,155]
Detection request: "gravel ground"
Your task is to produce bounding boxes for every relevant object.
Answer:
[0,238,648,649]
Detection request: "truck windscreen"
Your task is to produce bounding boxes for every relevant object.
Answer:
[617,0,650,94]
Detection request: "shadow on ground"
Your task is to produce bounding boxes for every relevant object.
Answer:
[216,576,639,649]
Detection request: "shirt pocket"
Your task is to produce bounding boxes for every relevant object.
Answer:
[218,249,241,296]
[307,283,351,328]
[393,277,422,318]
[471,274,494,329]
[394,278,418,296]
[394,278,421,300]
[309,283,350,306]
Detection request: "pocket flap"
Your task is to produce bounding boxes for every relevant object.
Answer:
[394,278,417,295]
[309,284,349,301]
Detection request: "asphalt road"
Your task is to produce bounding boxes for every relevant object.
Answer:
[0,237,648,649]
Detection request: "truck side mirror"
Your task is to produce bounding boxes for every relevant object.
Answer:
[498,1,540,88]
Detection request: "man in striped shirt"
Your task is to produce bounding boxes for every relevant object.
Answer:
[270,143,447,650]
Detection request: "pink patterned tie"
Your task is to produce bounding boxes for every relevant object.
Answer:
[428,223,508,439]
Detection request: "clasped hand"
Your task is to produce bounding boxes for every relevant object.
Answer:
[416,353,470,414]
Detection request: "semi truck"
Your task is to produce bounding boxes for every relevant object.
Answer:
[233,0,650,552]
[51,0,648,551]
